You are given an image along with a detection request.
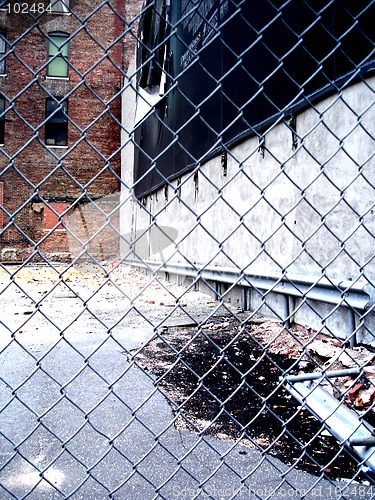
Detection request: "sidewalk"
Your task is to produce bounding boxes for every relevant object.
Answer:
[0,263,363,499]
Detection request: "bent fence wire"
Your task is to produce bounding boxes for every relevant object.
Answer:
[1,0,375,498]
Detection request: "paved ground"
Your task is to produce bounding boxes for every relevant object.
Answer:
[0,263,364,499]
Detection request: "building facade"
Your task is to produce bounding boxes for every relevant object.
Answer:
[0,0,138,263]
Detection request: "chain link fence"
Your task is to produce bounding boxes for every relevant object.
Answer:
[1,0,375,498]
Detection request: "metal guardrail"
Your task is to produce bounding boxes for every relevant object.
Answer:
[130,259,372,345]
[130,260,372,310]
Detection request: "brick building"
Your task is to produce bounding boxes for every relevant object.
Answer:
[0,0,138,263]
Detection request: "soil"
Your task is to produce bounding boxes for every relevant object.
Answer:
[133,313,375,483]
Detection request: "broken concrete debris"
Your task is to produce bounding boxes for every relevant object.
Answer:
[307,339,375,368]
[303,339,375,412]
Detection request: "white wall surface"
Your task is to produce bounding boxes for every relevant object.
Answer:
[121,75,375,344]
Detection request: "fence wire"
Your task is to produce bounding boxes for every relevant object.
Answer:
[1,0,375,499]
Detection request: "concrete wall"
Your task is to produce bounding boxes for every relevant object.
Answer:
[121,75,375,345]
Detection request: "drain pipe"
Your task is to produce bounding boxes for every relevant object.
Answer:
[283,294,290,329]
[348,308,356,349]
[241,286,248,312]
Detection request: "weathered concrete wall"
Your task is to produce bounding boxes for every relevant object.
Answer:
[121,75,375,344]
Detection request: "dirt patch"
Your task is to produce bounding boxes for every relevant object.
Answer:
[133,314,375,482]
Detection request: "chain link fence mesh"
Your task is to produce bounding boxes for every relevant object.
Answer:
[1,0,375,498]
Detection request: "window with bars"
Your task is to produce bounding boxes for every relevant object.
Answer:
[45,99,68,146]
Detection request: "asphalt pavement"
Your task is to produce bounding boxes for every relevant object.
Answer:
[0,265,364,499]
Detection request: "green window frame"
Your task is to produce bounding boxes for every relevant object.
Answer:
[47,32,69,78]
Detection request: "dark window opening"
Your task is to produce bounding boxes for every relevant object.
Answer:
[45,99,68,146]
[138,0,168,91]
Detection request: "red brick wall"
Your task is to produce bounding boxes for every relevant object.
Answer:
[66,196,120,262]
[44,202,66,230]
[0,0,141,262]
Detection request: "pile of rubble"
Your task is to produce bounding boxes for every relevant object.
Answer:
[307,339,375,411]
[250,319,375,413]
